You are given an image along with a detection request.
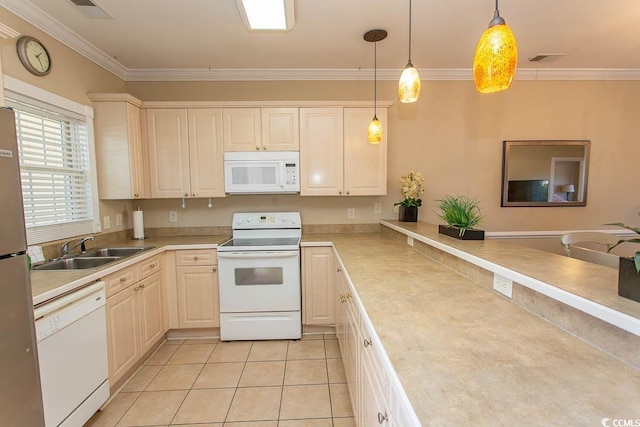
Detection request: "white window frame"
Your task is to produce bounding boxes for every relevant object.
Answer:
[3,75,100,244]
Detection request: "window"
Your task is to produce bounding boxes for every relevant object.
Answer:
[4,76,99,244]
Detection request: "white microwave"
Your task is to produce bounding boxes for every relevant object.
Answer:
[224,151,300,194]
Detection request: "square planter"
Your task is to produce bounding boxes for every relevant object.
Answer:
[438,225,485,240]
[399,206,418,222]
[618,257,640,303]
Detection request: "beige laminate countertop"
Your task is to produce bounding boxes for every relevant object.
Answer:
[302,231,640,425]
[31,235,229,305]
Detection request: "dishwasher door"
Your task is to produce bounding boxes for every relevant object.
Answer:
[34,281,109,427]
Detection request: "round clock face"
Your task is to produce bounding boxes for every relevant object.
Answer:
[16,36,51,76]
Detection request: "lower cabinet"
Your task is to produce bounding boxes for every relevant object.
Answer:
[175,249,219,328]
[105,258,164,387]
[302,246,335,325]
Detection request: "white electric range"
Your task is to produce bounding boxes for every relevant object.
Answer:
[217,212,302,341]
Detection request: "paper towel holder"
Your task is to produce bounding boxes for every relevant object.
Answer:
[133,206,145,240]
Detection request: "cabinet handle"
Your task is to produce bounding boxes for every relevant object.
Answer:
[262,146,267,150]
[193,256,199,261]
[377,412,388,424]
[256,146,260,150]
[139,283,145,289]
[346,191,350,195]
[184,193,188,197]
[345,292,352,300]
[119,277,127,282]
[340,294,346,304]
[336,268,342,272]
[213,267,217,272]
[192,192,196,197]
[134,193,139,198]
[364,338,372,348]
[338,191,342,195]
[150,263,156,268]
[133,285,139,291]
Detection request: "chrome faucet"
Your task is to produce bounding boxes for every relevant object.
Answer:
[61,236,94,257]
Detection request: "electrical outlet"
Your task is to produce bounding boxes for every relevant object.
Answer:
[115,213,123,226]
[103,215,111,230]
[407,236,414,246]
[347,208,355,219]
[374,203,382,214]
[393,204,400,213]
[493,273,513,298]
[169,211,178,223]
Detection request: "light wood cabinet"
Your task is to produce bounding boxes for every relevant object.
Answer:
[90,93,148,199]
[104,257,165,386]
[223,107,299,151]
[175,249,219,328]
[335,264,359,417]
[302,246,335,325]
[144,108,224,198]
[300,107,387,196]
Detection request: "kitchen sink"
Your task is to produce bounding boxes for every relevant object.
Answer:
[33,257,121,271]
[78,247,154,258]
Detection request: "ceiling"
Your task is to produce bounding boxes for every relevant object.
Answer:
[3,0,640,81]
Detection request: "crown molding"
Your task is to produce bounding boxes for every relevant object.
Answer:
[4,0,640,82]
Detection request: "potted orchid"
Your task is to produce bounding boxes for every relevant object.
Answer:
[394,171,425,222]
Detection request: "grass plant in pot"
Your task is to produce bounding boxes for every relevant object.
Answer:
[606,213,640,302]
[436,195,485,240]
[394,171,425,222]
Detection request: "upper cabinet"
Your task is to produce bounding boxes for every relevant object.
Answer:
[143,108,225,198]
[90,94,149,199]
[300,107,387,196]
[223,107,299,151]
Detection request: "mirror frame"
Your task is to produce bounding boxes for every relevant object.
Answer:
[501,140,590,207]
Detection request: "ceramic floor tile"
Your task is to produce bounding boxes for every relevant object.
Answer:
[118,390,187,426]
[167,343,215,364]
[226,386,282,422]
[326,359,346,384]
[286,340,325,360]
[182,338,220,345]
[84,391,140,427]
[222,422,278,427]
[208,341,252,363]
[323,333,337,340]
[279,385,331,420]
[122,365,162,392]
[278,419,333,427]
[301,334,324,340]
[193,362,244,389]
[145,343,181,365]
[332,417,356,427]
[239,361,286,387]
[247,340,288,361]
[329,384,353,418]
[171,388,235,424]
[146,364,203,391]
[323,340,341,359]
[284,359,328,385]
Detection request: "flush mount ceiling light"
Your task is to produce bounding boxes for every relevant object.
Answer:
[364,29,387,145]
[236,0,295,31]
[473,0,518,94]
[398,0,421,103]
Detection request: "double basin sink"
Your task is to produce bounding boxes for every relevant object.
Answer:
[34,247,155,271]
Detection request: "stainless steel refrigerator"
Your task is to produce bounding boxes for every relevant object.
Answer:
[0,107,45,425]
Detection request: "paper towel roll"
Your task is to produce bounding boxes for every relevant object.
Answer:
[133,210,145,239]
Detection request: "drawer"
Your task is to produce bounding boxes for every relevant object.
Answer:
[176,249,217,266]
[103,266,137,297]
[137,255,162,280]
[361,317,390,395]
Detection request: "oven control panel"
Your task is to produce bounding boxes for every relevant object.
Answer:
[232,212,301,229]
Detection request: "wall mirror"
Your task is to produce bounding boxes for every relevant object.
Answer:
[501,140,590,207]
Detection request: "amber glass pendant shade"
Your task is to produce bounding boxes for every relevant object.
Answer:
[367,116,383,144]
[399,63,421,103]
[473,22,518,94]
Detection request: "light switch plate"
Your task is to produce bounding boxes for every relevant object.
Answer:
[374,203,382,214]
[103,215,111,230]
[115,213,123,226]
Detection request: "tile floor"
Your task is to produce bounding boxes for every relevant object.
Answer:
[85,334,355,427]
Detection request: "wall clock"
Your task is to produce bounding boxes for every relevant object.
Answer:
[16,36,51,76]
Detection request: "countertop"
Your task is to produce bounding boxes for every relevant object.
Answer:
[303,231,640,425]
[30,235,229,305]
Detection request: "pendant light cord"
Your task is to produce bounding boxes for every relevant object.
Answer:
[374,39,377,117]
[408,0,412,63]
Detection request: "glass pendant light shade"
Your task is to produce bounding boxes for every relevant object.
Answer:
[473,23,517,93]
[399,62,421,103]
[367,115,383,144]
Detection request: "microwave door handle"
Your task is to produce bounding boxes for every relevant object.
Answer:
[280,162,286,188]
[217,251,299,259]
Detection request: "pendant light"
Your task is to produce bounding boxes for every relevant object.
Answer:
[398,0,421,103]
[473,0,518,94]
[364,29,387,144]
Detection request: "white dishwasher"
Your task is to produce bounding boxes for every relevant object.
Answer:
[34,281,110,427]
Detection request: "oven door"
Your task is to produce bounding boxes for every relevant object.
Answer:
[217,250,300,312]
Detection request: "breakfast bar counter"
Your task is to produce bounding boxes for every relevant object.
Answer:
[302,228,640,425]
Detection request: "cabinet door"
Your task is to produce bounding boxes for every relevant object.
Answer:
[361,347,390,426]
[106,287,140,386]
[126,102,147,198]
[188,109,225,197]
[261,108,299,150]
[343,107,387,196]
[145,109,191,198]
[137,272,165,355]
[345,298,360,418]
[299,108,344,196]
[302,247,335,325]
[335,265,348,360]
[223,108,261,151]
[176,265,220,328]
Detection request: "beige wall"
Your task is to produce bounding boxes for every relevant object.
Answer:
[127,79,640,232]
